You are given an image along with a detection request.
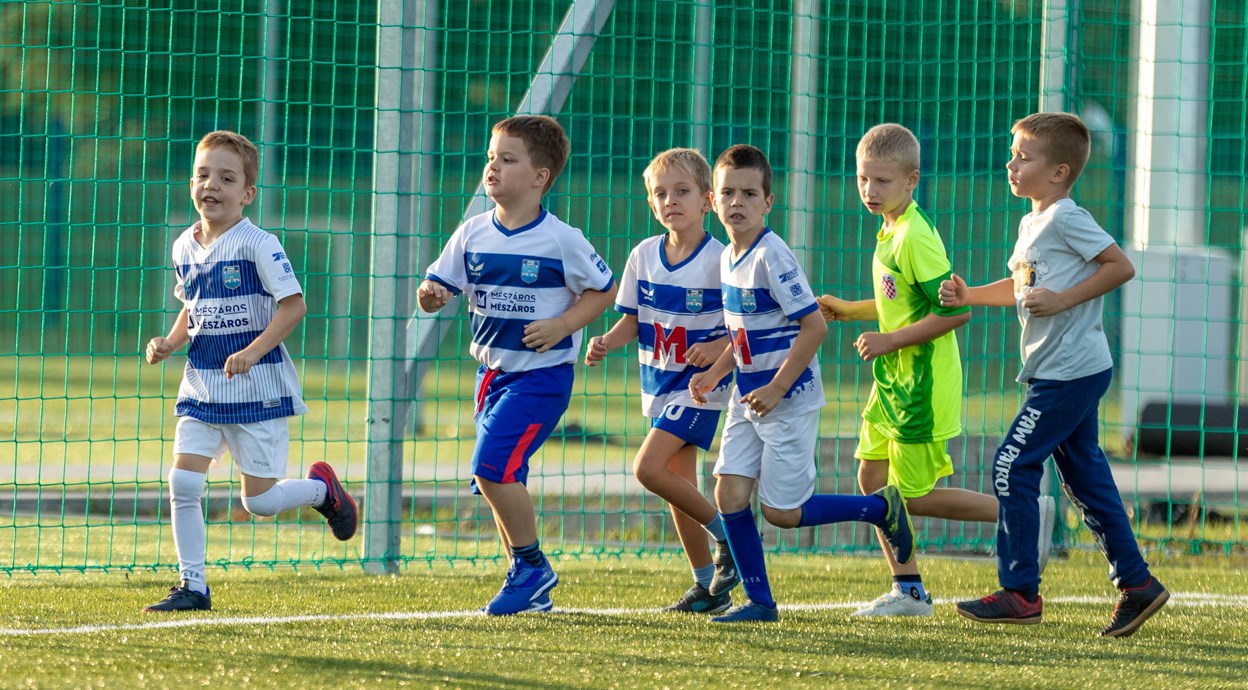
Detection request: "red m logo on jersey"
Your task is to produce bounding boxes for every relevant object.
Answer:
[731,327,752,365]
[653,323,687,363]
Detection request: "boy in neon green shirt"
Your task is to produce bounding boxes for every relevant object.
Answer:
[820,123,1053,617]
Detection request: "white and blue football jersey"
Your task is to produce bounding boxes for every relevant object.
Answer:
[616,232,731,416]
[172,218,308,424]
[721,228,824,422]
[425,208,615,372]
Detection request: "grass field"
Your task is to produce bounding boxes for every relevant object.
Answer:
[1,550,1245,689]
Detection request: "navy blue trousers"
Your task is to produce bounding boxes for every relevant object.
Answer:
[992,368,1150,592]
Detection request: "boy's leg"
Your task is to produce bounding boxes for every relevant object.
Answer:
[662,446,731,614]
[1048,370,1166,636]
[146,416,219,612]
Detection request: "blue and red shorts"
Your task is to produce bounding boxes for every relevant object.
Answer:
[469,364,572,494]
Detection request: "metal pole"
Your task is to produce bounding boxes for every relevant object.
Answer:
[259,0,282,229]
[786,0,819,274]
[691,1,713,156]
[1039,0,1068,113]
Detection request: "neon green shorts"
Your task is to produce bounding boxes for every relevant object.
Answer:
[854,419,953,498]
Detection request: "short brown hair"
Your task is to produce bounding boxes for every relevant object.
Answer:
[643,148,712,194]
[856,123,920,173]
[713,144,773,196]
[1012,112,1091,183]
[492,115,571,192]
[196,130,259,188]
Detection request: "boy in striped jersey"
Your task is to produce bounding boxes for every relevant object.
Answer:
[689,145,917,623]
[419,115,616,615]
[585,148,738,614]
[143,131,357,612]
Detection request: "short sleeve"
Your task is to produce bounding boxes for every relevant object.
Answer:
[560,231,615,295]
[615,246,641,314]
[897,225,955,286]
[424,224,470,294]
[1059,206,1114,261]
[764,245,818,321]
[255,233,303,300]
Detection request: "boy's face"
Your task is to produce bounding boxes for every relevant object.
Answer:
[1006,132,1064,199]
[712,166,773,236]
[855,157,918,220]
[190,146,255,229]
[646,168,711,234]
[483,134,548,203]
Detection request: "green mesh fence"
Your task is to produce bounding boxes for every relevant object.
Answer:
[1,1,1244,575]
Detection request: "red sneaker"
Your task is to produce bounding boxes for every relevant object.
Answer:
[956,589,1043,625]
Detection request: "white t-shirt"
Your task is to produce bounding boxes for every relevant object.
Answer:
[616,232,731,416]
[425,208,615,372]
[720,228,824,422]
[1010,199,1115,382]
[172,218,308,424]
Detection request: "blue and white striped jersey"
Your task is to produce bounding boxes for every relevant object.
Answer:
[721,228,824,422]
[616,232,731,416]
[425,208,615,372]
[171,218,308,424]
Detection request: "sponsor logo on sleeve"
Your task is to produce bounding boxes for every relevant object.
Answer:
[779,267,799,283]
[590,251,609,275]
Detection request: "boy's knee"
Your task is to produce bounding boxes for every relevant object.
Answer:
[240,486,284,517]
[632,461,661,489]
[760,505,801,529]
[168,468,205,505]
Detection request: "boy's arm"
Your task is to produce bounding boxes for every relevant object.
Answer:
[939,275,1015,308]
[746,310,826,417]
[585,313,639,367]
[853,311,970,362]
[524,283,619,353]
[818,294,877,322]
[146,306,191,364]
[223,293,308,379]
[1022,244,1134,317]
[685,334,730,369]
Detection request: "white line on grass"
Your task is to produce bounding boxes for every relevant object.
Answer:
[2,592,1244,636]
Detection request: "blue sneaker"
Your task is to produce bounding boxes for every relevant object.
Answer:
[710,599,779,623]
[483,556,558,616]
[873,485,916,565]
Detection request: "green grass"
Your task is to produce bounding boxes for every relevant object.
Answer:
[0,550,1244,689]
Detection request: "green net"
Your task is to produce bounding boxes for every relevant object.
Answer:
[1,0,1244,575]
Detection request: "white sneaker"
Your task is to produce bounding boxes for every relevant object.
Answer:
[1037,495,1056,575]
[851,584,934,617]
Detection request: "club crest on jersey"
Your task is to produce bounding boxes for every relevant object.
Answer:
[741,289,757,313]
[521,259,540,284]
[686,289,703,313]
[222,265,241,290]
[881,273,897,300]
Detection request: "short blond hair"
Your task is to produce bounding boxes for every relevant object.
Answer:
[196,131,259,188]
[643,148,712,194]
[856,123,920,173]
[1012,112,1091,183]
[492,115,571,192]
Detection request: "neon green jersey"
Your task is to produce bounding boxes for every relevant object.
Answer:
[862,202,970,443]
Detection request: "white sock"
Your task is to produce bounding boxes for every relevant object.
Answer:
[241,479,327,517]
[169,468,208,594]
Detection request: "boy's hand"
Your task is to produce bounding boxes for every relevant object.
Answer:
[223,349,262,379]
[417,280,452,312]
[688,371,718,405]
[523,318,572,353]
[938,274,969,307]
[685,340,724,368]
[145,337,174,365]
[741,382,783,417]
[854,331,896,362]
[818,294,852,322]
[584,335,610,366]
[1022,288,1067,317]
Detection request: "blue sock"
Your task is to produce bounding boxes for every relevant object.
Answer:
[512,541,545,568]
[692,563,714,588]
[894,575,928,602]
[721,507,775,609]
[703,514,728,542]
[798,494,886,528]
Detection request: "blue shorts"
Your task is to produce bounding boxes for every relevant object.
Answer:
[469,364,572,494]
[650,403,722,451]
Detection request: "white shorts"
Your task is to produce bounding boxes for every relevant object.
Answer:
[712,404,819,511]
[173,416,290,479]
